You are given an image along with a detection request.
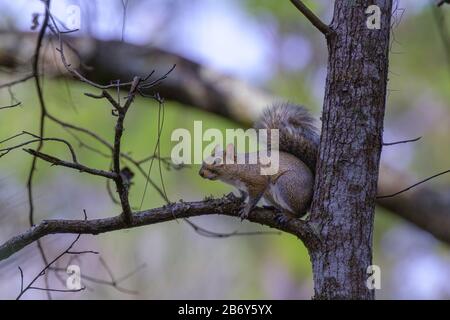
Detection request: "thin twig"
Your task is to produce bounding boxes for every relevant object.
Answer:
[183,218,281,238]
[289,0,334,37]
[28,0,52,299]
[0,74,34,89]
[28,286,85,293]
[50,13,134,90]
[23,148,117,180]
[383,136,422,146]
[49,267,138,295]
[121,0,129,42]
[113,76,141,223]
[49,258,145,295]
[16,233,92,299]
[0,102,22,110]
[377,169,450,199]
[0,131,78,162]
[48,113,169,202]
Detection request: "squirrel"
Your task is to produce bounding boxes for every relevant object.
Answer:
[198,103,319,224]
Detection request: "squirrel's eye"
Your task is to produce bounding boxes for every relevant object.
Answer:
[213,157,222,165]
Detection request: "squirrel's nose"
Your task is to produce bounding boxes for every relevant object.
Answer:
[199,168,204,177]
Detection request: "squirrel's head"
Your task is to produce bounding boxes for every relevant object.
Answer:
[199,143,235,181]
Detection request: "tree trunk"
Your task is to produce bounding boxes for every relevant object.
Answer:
[308,0,393,299]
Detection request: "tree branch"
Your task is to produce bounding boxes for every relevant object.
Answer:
[289,0,334,37]
[16,233,93,299]
[383,136,422,146]
[377,169,450,199]
[112,76,141,223]
[377,165,450,244]
[0,102,21,110]
[27,0,52,298]
[0,74,34,89]
[0,194,316,262]
[23,148,117,180]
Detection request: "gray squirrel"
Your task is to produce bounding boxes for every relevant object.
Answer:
[199,103,319,223]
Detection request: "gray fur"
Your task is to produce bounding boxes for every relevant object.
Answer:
[255,103,319,173]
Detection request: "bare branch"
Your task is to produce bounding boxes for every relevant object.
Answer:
[16,233,92,299]
[84,90,121,111]
[50,13,135,90]
[378,164,450,245]
[47,113,170,202]
[289,0,334,37]
[183,218,281,238]
[0,74,34,89]
[63,128,111,158]
[0,131,77,162]
[49,266,139,295]
[383,136,422,146]
[27,286,85,294]
[106,178,121,205]
[377,169,450,199]
[49,255,144,295]
[0,102,22,110]
[137,154,188,171]
[27,0,52,297]
[23,148,117,180]
[0,194,317,262]
[111,76,142,223]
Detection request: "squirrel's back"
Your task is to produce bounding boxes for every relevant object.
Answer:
[255,103,319,173]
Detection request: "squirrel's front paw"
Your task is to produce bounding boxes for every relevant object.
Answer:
[274,213,290,227]
[239,206,252,221]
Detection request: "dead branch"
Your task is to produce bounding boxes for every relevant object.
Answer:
[0,102,22,110]
[0,131,77,161]
[289,0,334,37]
[0,194,316,262]
[377,169,450,199]
[383,136,422,146]
[23,148,117,179]
[112,76,142,223]
[0,74,34,89]
[378,165,450,244]
[27,0,52,297]
[49,266,139,295]
[16,233,97,300]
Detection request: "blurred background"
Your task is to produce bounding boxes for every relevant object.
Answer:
[0,0,449,299]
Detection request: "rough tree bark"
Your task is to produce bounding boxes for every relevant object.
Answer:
[307,0,393,299]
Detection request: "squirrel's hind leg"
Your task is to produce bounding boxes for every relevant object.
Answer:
[274,211,297,227]
[239,187,265,221]
[262,193,292,227]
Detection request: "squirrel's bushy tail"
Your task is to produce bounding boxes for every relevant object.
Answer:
[255,103,319,173]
